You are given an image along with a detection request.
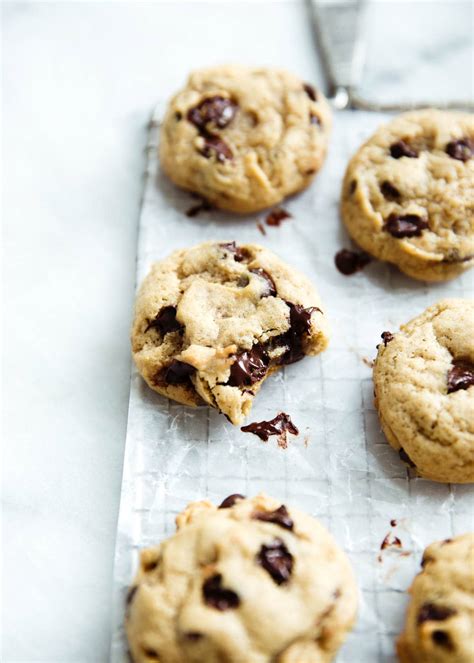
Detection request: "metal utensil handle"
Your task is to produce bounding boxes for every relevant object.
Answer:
[309,0,474,112]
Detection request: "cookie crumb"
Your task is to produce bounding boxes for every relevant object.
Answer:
[256,221,267,236]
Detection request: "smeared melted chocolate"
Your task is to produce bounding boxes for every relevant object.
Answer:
[447,359,474,393]
[228,344,269,387]
[250,268,277,297]
[335,249,371,275]
[384,213,429,238]
[218,494,245,509]
[202,574,240,610]
[254,504,294,530]
[257,539,293,585]
[241,412,299,446]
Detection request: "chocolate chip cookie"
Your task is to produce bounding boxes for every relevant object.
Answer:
[341,109,474,281]
[159,65,332,213]
[131,242,329,425]
[125,494,358,663]
[397,533,474,663]
[373,299,474,483]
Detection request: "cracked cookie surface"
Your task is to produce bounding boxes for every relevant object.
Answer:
[341,109,474,281]
[159,65,332,213]
[397,533,474,663]
[131,241,329,425]
[373,299,474,483]
[125,494,358,663]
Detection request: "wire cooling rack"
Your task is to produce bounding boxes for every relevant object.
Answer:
[110,106,474,663]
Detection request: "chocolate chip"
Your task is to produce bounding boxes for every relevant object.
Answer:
[142,558,159,573]
[418,603,456,624]
[447,359,474,393]
[257,539,293,585]
[265,208,291,227]
[165,360,196,385]
[187,96,237,131]
[381,331,394,346]
[250,268,277,297]
[399,448,416,468]
[241,412,299,444]
[384,213,429,238]
[184,632,203,642]
[125,586,138,617]
[390,140,418,159]
[200,134,233,162]
[218,494,245,509]
[141,648,159,659]
[303,83,317,101]
[254,505,294,530]
[442,538,453,545]
[421,553,434,568]
[380,180,401,200]
[432,630,454,650]
[219,241,247,262]
[278,303,319,365]
[175,111,182,121]
[202,574,240,610]
[446,138,473,162]
[335,249,371,275]
[349,179,357,195]
[310,113,321,126]
[146,306,182,335]
[228,344,269,387]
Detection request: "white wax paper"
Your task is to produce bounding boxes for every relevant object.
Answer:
[110,105,474,662]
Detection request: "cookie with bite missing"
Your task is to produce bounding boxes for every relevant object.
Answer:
[125,493,358,663]
[131,241,329,425]
[397,533,474,663]
[159,65,332,213]
[373,299,474,483]
[341,109,474,281]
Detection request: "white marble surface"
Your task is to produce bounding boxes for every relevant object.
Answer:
[2,2,472,662]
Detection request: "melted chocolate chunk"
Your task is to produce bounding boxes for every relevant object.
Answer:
[447,359,474,393]
[218,494,245,509]
[250,268,277,297]
[432,630,454,650]
[141,648,159,659]
[278,303,319,364]
[257,539,293,585]
[228,345,269,387]
[202,574,240,610]
[390,140,418,159]
[381,331,394,346]
[310,113,321,126]
[446,137,473,162]
[200,134,233,162]
[399,448,416,468]
[390,519,397,527]
[241,412,299,443]
[384,213,429,238]
[254,505,294,530]
[418,603,456,624]
[265,208,291,226]
[219,241,247,262]
[349,179,357,195]
[380,180,401,200]
[146,306,182,335]
[165,360,196,385]
[335,249,371,275]
[175,111,182,121]
[187,96,237,131]
[142,557,159,572]
[303,83,317,101]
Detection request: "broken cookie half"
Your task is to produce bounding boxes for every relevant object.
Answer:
[131,241,329,424]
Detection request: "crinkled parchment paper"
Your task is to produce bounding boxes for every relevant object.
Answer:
[110,105,473,662]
